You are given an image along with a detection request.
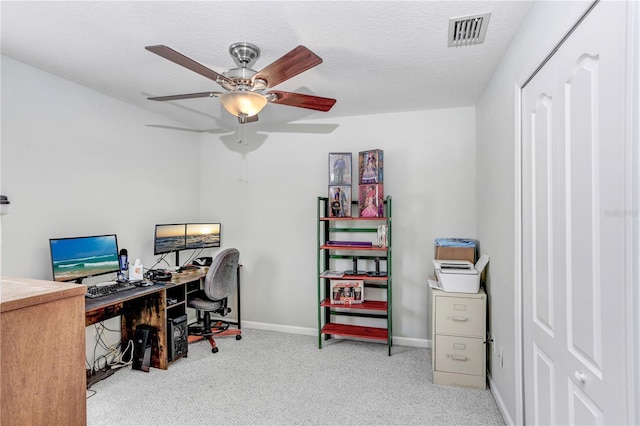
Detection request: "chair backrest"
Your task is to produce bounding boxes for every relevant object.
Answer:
[203,248,240,301]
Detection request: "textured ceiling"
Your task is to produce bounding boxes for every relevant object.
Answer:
[1,1,532,131]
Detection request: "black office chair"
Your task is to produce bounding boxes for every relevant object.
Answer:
[187,248,242,353]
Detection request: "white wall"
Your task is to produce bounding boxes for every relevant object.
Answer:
[198,107,477,341]
[1,55,477,358]
[1,56,203,277]
[1,56,203,359]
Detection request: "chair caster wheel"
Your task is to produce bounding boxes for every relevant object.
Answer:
[212,347,219,353]
[236,335,242,340]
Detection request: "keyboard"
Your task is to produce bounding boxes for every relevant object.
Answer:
[85,281,137,299]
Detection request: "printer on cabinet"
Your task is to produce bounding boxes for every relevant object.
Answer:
[429,254,490,294]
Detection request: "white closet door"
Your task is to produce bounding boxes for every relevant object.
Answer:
[522,1,630,424]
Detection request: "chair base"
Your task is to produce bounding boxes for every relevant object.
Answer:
[187,320,242,353]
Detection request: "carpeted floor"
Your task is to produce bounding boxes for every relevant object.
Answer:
[87,328,504,425]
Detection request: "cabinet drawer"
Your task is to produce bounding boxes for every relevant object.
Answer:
[434,335,485,376]
[434,296,485,337]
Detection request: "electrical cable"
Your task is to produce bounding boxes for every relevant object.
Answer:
[183,248,205,266]
[91,322,131,372]
[147,253,171,271]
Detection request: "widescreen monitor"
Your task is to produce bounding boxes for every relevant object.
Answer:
[185,223,221,250]
[49,234,120,283]
[154,224,187,255]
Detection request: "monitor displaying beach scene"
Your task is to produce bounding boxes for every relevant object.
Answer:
[186,223,221,250]
[49,234,120,282]
[154,224,187,255]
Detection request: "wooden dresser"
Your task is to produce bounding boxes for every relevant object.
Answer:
[1,277,87,425]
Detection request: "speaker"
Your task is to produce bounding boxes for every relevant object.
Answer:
[168,314,188,362]
[132,325,155,372]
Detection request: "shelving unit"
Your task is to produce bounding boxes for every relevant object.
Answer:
[317,195,392,355]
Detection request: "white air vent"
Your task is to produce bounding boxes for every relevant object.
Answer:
[448,13,491,47]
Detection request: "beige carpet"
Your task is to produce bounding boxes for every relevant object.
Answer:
[87,328,504,425]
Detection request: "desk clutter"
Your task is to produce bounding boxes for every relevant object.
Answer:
[145,268,173,281]
[47,231,238,389]
[84,249,243,387]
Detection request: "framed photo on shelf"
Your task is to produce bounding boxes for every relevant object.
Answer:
[330,279,364,305]
[329,152,352,186]
[329,185,352,218]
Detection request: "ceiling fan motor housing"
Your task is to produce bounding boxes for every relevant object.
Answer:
[229,42,260,68]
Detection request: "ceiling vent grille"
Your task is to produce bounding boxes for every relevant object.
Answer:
[448,13,491,47]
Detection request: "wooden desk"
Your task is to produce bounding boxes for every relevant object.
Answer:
[84,265,242,370]
[85,270,207,370]
[1,277,87,426]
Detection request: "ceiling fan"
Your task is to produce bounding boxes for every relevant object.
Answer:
[145,42,337,124]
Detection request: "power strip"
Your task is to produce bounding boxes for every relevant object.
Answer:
[86,367,116,389]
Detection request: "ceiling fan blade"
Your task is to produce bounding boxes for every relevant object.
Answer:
[254,46,322,88]
[145,45,231,86]
[147,91,222,101]
[268,91,336,112]
[145,124,230,134]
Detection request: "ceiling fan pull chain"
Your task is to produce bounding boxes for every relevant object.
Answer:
[236,122,243,145]
[236,118,249,145]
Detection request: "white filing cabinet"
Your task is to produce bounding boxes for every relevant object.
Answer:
[431,288,486,389]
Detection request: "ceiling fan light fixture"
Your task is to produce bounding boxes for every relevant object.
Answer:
[219,91,268,117]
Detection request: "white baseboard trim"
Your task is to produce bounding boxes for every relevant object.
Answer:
[241,321,317,336]
[488,372,514,425]
[241,321,431,348]
[394,336,431,348]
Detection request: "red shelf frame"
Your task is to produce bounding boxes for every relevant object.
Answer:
[321,323,388,341]
[320,273,388,281]
[319,245,386,251]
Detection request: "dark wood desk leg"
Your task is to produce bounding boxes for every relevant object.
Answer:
[121,291,167,370]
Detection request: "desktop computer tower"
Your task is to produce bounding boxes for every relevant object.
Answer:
[168,314,188,362]
[132,325,155,372]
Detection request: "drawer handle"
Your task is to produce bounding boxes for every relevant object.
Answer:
[447,316,468,322]
[448,355,468,361]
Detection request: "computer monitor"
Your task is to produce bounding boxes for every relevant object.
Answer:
[185,223,221,250]
[49,234,120,283]
[154,224,187,255]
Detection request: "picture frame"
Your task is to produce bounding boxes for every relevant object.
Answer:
[329,185,352,218]
[329,152,352,186]
[330,279,364,304]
